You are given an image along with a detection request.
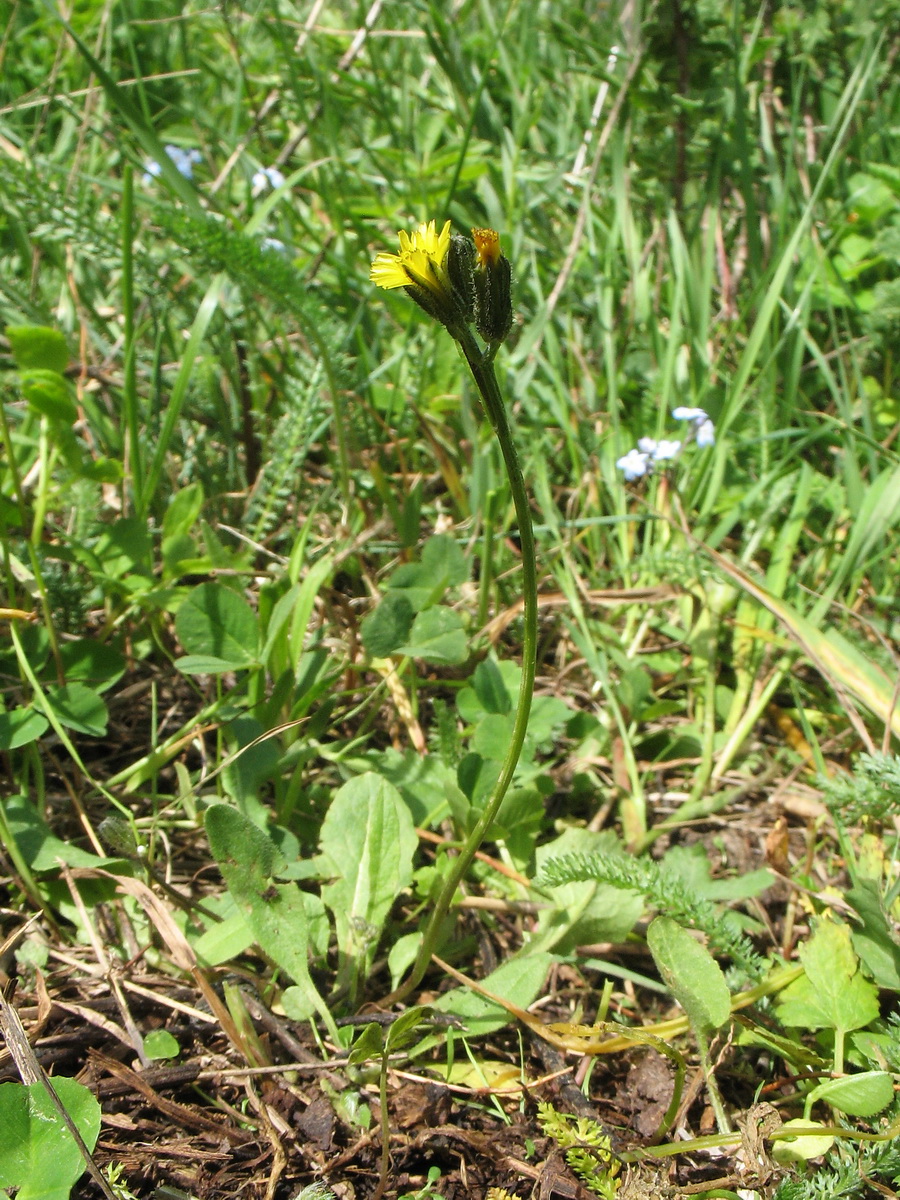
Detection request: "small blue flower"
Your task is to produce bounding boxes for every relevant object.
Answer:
[616,448,652,481]
[252,166,286,194]
[261,237,289,254]
[652,438,682,461]
[141,159,163,184]
[144,145,202,183]
[167,145,202,178]
[696,418,715,448]
[672,406,708,423]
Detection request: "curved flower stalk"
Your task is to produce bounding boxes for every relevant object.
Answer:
[370,220,536,1005]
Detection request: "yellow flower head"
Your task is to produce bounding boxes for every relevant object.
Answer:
[370,218,453,296]
[370,219,512,345]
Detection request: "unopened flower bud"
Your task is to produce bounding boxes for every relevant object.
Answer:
[447,234,476,324]
[471,228,513,345]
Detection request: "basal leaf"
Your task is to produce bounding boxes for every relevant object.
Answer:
[471,656,512,715]
[319,773,417,992]
[0,707,48,750]
[44,683,108,737]
[0,1078,100,1200]
[434,952,554,1037]
[396,606,467,664]
[360,591,415,657]
[421,533,467,585]
[20,369,77,423]
[175,582,259,664]
[847,878,900,990]
[647,916,731,1034]
[143,1030,180,1060]
[175,654,252,675]
[205,804,337,1037]
[5,325,69,372]
[808,1070,894,1117]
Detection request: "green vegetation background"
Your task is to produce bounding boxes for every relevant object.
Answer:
[2,2,900,1194]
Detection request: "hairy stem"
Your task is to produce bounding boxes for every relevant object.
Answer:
[381,329,537,1005]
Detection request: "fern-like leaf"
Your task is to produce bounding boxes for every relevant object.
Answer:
[536,852,765,978]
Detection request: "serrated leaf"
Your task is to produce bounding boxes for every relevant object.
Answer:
[776,919,879,1034]
[647,916,731,1034]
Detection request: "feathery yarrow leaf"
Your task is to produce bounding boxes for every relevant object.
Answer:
[537,852,765,977]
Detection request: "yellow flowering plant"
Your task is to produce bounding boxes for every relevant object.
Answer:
[370,220,535,1005]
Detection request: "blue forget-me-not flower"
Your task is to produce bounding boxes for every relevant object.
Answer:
[673,406,716,447]
[143,145,202,184]
[617,409,715,481]
[252,166,286,194]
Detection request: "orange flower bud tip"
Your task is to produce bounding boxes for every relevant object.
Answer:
[472,227,502,268]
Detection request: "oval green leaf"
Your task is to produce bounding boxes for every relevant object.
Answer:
[6,325,69,372]
[175,582,259,664]
[45,683,108,736]
[647,915,731,1034]
[808,1070,894,1117]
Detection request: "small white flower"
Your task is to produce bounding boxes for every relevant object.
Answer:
[672,406,708,423]
[652,438,682,461]
[616,448,652,481]
[261,237,288,254]
[696,418,716,448]
[637,436,658,455]
[253,166,286,194]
